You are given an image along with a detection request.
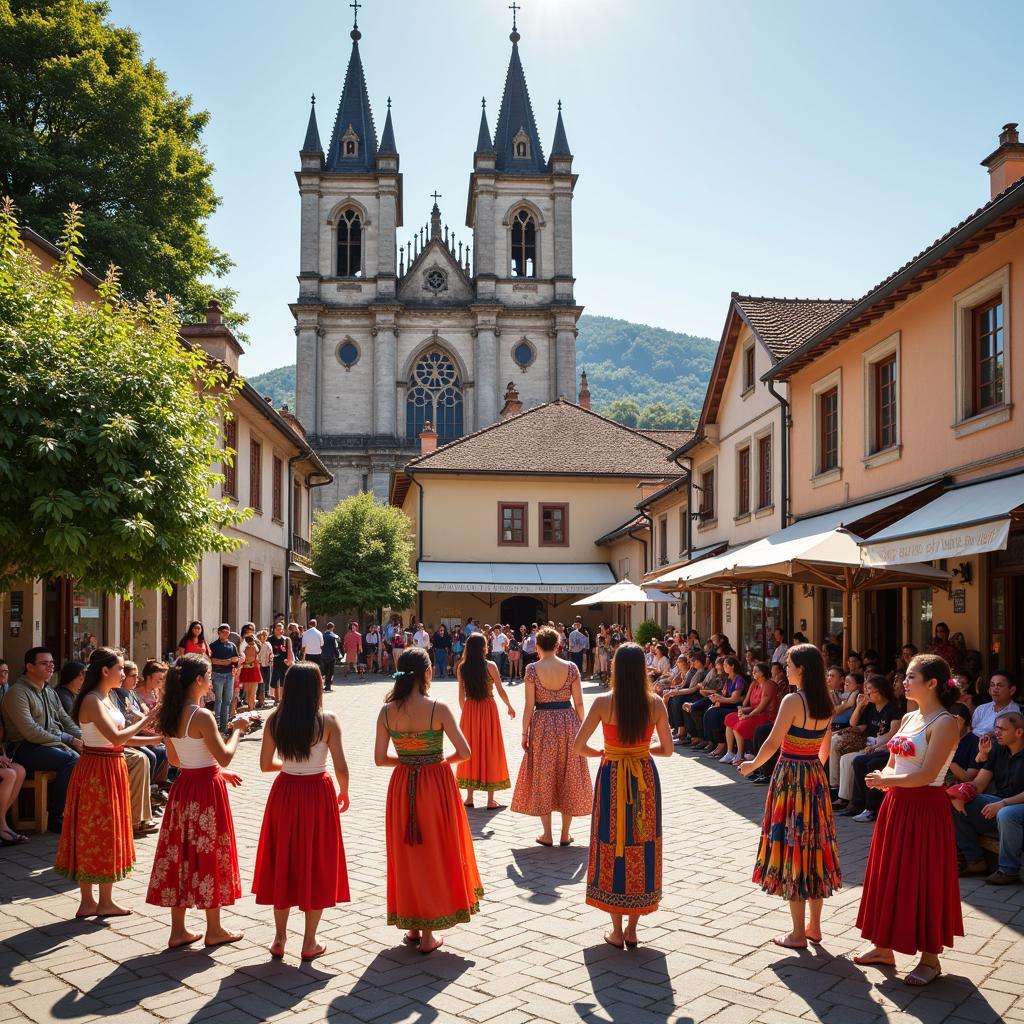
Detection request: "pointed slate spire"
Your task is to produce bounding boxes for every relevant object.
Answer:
[492,24,545,173]
[326,23,378,172]
[476,97,493,152]
[301,93,323,156]
[378,96,397,155]
[550,99,571,157]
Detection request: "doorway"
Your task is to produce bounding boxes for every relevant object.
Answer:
[862,589,899,670]
[499,596,545,632]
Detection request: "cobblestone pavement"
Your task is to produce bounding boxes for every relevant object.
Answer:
[2,675,1023,1024]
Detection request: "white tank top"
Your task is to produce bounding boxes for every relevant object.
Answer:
[81,699,125,748]
[886,710,956,786]
[282,738,329,776]
[173,706,217,769]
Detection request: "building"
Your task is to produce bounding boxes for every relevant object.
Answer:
[389,395,682,630]
[292,13,581,510]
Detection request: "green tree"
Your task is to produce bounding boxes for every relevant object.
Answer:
[0,200,248,593]
[306,492,418,619]
[634,619,664,645]
[0,0,244,329]
[604,397,642,428]
[637,401,697,430]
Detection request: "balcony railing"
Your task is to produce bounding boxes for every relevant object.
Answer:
[292,534,311,558]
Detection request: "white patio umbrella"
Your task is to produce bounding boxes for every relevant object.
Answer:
[573,578,677,607]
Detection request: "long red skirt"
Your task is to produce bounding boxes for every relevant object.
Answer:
[386,761,482,929]
[856,785,964,955]
[146,765,241,909]
[252,772,350,910]
[456,697,510,792]
[55,747,134,884]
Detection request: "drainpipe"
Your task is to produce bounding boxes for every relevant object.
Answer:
[409,474,425,623]
[628,519,650,577]
[286,454,303,619]
[670,454,693,633]
[766,380,791,528]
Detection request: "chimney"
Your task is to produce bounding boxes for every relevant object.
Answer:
[178,298,243,374]
[981,122,1024,199]
[278,404,307,440]
[499,381,523,419]
[418,422,438,455]
[578,368,591,411]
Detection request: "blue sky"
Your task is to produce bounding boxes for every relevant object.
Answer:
[107,0,1024,376]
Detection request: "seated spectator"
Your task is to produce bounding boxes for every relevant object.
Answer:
[704,657,749,758]
[832,674,899,811]
[657,654,689,698]
[946,703,980,784]
[896,642,919,675]
[681,655,725,746]
[668,652,707,740]
[721,661,777,765]
[137,660,168,710]
[929,621,962,670]
[971,672,1020,737]
[954,711,1024,885]
[829,666,859,725]
[649,643,672,686]
[952,670,979,713]
[846,651,863,674]
[827,672,869,785]
[55,660,87,716]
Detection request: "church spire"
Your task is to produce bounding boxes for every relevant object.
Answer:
[326,12,378,172]
[476,97,493,153]
[301,93,324,165]
[550,100,571,157]
[378,97,397,155]
[492,10,545,173]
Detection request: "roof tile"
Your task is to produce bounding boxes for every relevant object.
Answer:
[732,296,857,360]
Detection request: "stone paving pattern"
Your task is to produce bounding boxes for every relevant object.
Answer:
[1,676,1023,1024]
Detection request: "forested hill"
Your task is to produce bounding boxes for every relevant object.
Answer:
[245,314,717,429]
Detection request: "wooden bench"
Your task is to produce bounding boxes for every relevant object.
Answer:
[13,771,56,833]
[980,835,1000,859]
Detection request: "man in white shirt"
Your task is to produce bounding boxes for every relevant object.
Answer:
[412,624,431,651]
[972,673,1021,737]
[301,618,325,675]
[490,626,509,679]
[770,628,789,665]
[568,619,589,676]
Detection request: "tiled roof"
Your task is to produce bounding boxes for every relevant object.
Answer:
[637,429,694,450]
[596,514,647,546]
[492,36,546,173]
[732,296,857,361]
[406,400,686,478]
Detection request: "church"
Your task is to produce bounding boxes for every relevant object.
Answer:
[291,10,582,510]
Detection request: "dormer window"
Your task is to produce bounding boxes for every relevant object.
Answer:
[341,124,360,158]
[511,208,536,277]
[512,127,531,160]
[337,208,362,278]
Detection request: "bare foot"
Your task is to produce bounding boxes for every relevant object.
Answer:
[418,937,443,954]
[536,836,553,846]
[168,931,203,949]
[487,801,501,809]
[268,940,285,958]
[806,930,823,943]
[75,902,99,919]
[301,942,327,961]
[204,930,243,947]
[603,931,625,949]
[623,927,638,947]
[402,929,421,945]
[853,947,896,966]
[771,933,807,949]
[95,903,132,918]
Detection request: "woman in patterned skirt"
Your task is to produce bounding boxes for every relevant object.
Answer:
[146,654,250,949]
[573,643,672,948]
[456,632,515,808]
[739,643,841,949]
[511,626,594,846]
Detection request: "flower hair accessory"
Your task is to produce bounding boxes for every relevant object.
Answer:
[392,670,412,680]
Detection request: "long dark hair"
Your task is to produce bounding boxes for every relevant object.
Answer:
[909,653,958,708]
[178,621,206,648]
[157,654,210,737]
[460,632,490,701]
[610,643,652,745]
[386,648,431,704]
[58,660,86,691]
[788,643,832,720]
[71,647,121,724]
[271,662,324,760]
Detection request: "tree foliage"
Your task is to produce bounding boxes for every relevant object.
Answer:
[0,200,248,593]
[634,619,664,646]
[0,0,244,330]
[306,492,418,617]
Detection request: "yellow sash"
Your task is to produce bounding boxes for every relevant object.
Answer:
[603,742,650,858]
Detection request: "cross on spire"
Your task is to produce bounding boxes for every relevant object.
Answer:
[509,1,520,31]
[430,190,442,204]
[350,0,361,28]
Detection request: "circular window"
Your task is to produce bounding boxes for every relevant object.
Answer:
[513,340,535,368]
[337,340,360,368]
[425,269,447,294]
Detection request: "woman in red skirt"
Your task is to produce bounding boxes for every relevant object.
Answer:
[456,632,515,808]
[238,635,263,713]
[854,653,962,986]
[253,661,350,961]
[55,648,158,918]
[146,654,250,949]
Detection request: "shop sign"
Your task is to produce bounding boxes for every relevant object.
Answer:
[420,582,600,595]
[953,589,966,615]
[9,590,22,637]
[863,519,1010,566]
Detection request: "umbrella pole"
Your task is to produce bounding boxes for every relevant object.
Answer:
[842,569,853,666]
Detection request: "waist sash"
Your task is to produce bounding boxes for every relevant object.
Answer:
[397,752,444,845]
[83,745,125,756]
[534,701,572,711]
[603,742,651,857]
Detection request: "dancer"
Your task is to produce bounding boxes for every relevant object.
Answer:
[456,632,515,809]
[854,654,962,986]
[375,648,481,954]
[55,648,158,916]
[511,626,594,846]
[253,662,350,961]
[238,634,263,714]
[146,654,250,949]
[739,643,841,948]
[573,643,672,949]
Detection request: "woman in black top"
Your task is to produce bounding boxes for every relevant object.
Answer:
[432,625,452,678]
[833,675,899,811]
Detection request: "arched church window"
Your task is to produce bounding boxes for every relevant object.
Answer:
[406,350,464,445]
[346,141,356,155]
[337,209,362,278]
[512,127,531,161]
[511,209,536,278]
[341,125,360,159]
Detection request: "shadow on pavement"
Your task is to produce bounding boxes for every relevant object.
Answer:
[506,844,588,904]
[575,943,685,1023]
[0,919,107,987]
[463,803,506,840]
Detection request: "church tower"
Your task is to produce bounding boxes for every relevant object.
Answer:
[292,8,581,510]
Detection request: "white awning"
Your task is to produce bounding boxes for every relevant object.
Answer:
[573,579,677,606]
[862,473,1024,566]
[288,562,320,578]
[416,561,616,595]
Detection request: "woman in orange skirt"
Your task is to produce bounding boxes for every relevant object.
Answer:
[375,648,481,954]
[457,632,515,808]
[254,661,350,961]
[55,647,159,918]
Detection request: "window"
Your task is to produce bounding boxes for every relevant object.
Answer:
[743,344,755,392]
[540,503,568,546]
[336,209,362,278]
[757,435,772,509]
[341,125,359,158]
[699,468,715,521]
[819,387,839,472]
[406,349,464,444]
[511,209,536,277]
[424,269,448,294]
[972,297,1004,414]
[499,502,527,545]
[293,480,302,534]
[272,456,283,521]
[223,416,238,498]
[249,438,262,511]
[658,517,668,565]
[513,339,535,368]
[737,446,750,516]
[512,128,531,160]
[337,339,359,367]
[874,355,897,451]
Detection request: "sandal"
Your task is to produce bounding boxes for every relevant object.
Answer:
[559,838,574,846]
[905,963,942,986]
[402,931,420,945]
[535,837,553,847]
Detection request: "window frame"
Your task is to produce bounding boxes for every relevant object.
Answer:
[222,415,238,500]
[737,445,751,518]
[498,502,528,546]
[874,353,898,453]
[971,295,1005,416]
[756,432,772,511]
[742,342,756,394]
[810,368,842,485]
[336,208,363,278]
[539,503,569,547]
[819,386,839,474]
[271,454,283,522]
[510,208,538,278]
[697,465,716,529]
[861,331,901,468]
[249,437,263,513]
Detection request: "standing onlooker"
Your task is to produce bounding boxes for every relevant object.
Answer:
[178,622,211,660]
[268,621,293,703]
[928,622,962,671]
[450,626,465,677]
[489,625,509,680]
[432,624,451,679]
[521,624,538,674]
[364,623,380,674]
[770,628,789,666]
[321,624,340,691]
[238,636,263,715]
[381,618,397,674]
[412,623,432,652]
[209,625,239,736]
[508,626,522,681]
[567,619,589,678]
[300,619,325,676]
[256,630,273,707]
[343,623,363,678]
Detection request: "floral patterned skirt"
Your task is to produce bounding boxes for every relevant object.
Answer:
[55,747,135,884]
[146,765,241,909]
